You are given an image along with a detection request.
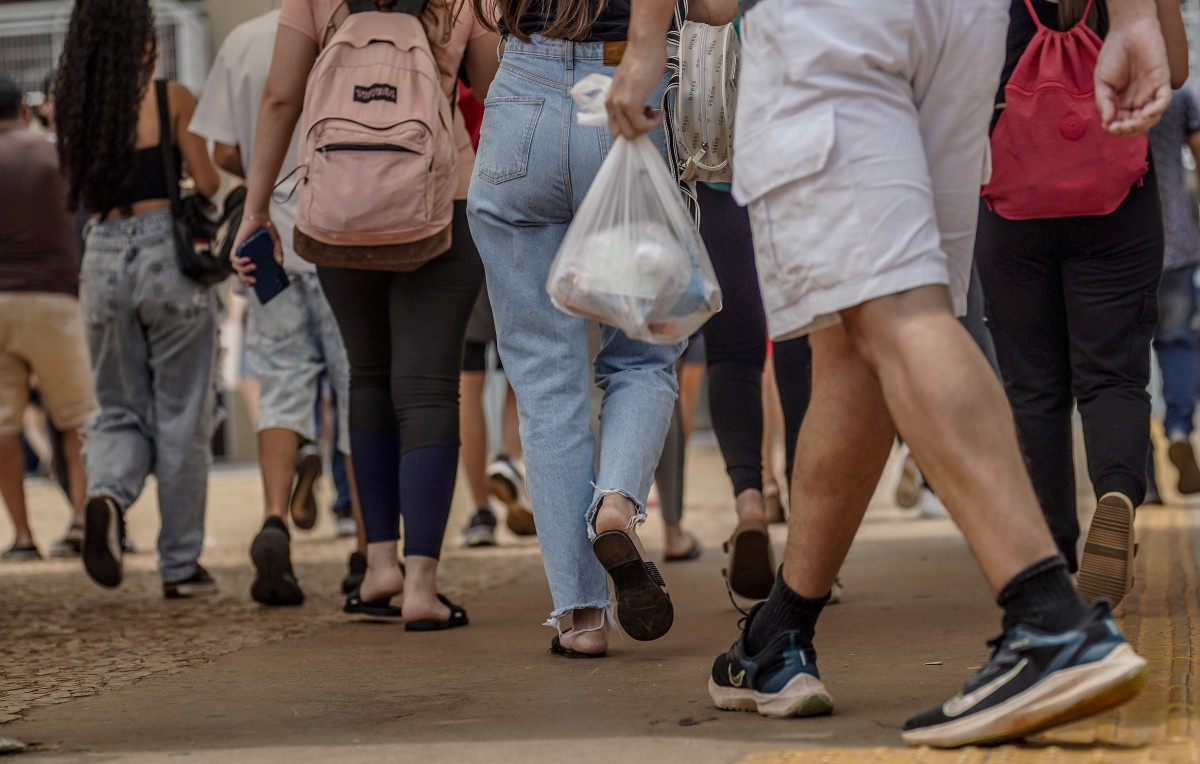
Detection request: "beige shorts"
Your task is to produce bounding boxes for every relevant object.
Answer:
[0,292,97,435]
[733,0,1008,340]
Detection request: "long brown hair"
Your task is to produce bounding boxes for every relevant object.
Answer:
[473,0,607,42]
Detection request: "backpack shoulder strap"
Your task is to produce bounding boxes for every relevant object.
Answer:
[1021,0,1045,29]
[155,79,183,213]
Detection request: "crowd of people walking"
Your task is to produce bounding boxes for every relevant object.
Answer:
[0,0,1195,749]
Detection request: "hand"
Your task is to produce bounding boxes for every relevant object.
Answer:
[230,213,282,287]
[606,40,667,140]
[1095,10,1171,135]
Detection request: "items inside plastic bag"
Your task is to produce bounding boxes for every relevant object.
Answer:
[546,74,722,345]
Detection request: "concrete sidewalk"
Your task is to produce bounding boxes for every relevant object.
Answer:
[2,444,1198,763]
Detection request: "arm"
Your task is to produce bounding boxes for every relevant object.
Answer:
[1155,0,1189,89]
[463,29,501,100]
[169,83,221,199]
[607,0,675,139]
[1095,0,1172,135]
[214,142,245,178]
[686,0,737,26]
[231,26,318,282]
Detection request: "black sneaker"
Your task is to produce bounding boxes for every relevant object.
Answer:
[708,603,834,718]
[460,508,498,548]
[250,522,305,606]
[341,551,367,595]
[83,496,123,588]
[164,565,219,599]
[289,444,323,531]
[902,602,1147,748]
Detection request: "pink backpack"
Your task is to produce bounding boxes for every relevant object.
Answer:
[981,0,1148,220]
[293,0,456,270]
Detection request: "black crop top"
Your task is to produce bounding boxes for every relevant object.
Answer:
[128,144,175,205]
[516,0,632,42]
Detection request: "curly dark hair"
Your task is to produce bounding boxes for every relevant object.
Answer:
[53,0,157,213]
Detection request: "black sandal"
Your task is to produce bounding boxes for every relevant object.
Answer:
[343,588,403,619]
[549,629,607,659]
[405,593,469,632]
[591,529,673,641]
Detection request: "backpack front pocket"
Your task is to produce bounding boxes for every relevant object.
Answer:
[303,120,435,243]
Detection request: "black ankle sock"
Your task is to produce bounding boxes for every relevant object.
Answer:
[744,568,829,654]
[264,516,288,535]
[997,555,1088,634]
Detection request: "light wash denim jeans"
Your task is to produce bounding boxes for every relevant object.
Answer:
[245,271,350,455]
[1154,264,1198,439]
[79,209,219,584]
[468,35,683,626]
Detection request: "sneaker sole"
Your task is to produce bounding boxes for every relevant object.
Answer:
[289,451,323,531]
[592,530,673,641]
[250,528,305,606]
[901,643,1148,748]
[725,524,775,601]
[1077,494,1135,609]
[488,466,536,536]
[709,673,834,718]
[1168,441,1200,495]
[83,498,121,588]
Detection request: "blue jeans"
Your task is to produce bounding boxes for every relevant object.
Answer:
[467,36,683,624]
[79,209,220,583]
[245,272,350,455]
[1154,264,1198,438]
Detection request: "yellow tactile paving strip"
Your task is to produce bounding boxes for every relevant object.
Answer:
[739,506,1200,764]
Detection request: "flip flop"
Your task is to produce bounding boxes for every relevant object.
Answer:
[663,533,703,562]
[591,529,674,641]
[549,629,607,659]
[405,594,469,632]
[724,520,775,601]
[343,588,403,619]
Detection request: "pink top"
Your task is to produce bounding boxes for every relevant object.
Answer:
[279,0,493,199]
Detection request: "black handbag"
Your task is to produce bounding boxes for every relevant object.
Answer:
[156,79,232,286]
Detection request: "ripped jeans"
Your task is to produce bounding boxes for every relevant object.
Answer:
[467,35,682,626]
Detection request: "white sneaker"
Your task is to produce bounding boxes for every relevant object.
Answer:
[487,456,535,536]
[916,490,949,519]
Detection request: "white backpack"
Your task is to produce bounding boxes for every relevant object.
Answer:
[293,0,456,271]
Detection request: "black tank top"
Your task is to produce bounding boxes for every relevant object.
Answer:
[128,144,176,204]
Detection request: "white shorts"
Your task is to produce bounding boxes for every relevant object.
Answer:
[733,0,1009,340]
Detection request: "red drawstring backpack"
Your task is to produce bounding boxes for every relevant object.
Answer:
[981,0,1148,220]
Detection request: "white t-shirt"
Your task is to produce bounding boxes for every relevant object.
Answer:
[190,10,310,273]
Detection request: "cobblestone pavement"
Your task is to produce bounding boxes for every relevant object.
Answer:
[0,466,546,725]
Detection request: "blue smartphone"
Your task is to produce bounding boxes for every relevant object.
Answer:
[238,228,290,305]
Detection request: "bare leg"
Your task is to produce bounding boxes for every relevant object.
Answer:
[257,428,299,523]
[459,371,490,508]
[500,384,522,459]
[678,363,705,443]
[0,434,32,546]
[783,286,1058,600]
[62,430,87,524]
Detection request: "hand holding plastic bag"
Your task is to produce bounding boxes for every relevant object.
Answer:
[546,74,722,345]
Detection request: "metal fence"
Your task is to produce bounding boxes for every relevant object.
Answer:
[0,0,210,101]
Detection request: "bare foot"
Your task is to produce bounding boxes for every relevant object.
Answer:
[401,555,452,622]
[594,493,648,558]
[558,608,608,655]
[735,488,769,527]
[360,564,405,602]
[663,523,696,558]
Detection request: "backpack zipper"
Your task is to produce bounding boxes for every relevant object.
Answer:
[318,143,413,153]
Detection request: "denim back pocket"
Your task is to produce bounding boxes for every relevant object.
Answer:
[476,97,544,185]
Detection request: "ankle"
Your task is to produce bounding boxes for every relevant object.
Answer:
[594,493,638,534]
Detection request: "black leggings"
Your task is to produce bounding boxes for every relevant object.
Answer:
[318,201,484,558]
[974,170,1163,570]
[697,183,812,497]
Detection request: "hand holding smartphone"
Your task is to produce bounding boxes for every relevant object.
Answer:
[237,228,290,304]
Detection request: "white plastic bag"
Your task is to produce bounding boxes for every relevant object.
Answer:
[546,74,722,345]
